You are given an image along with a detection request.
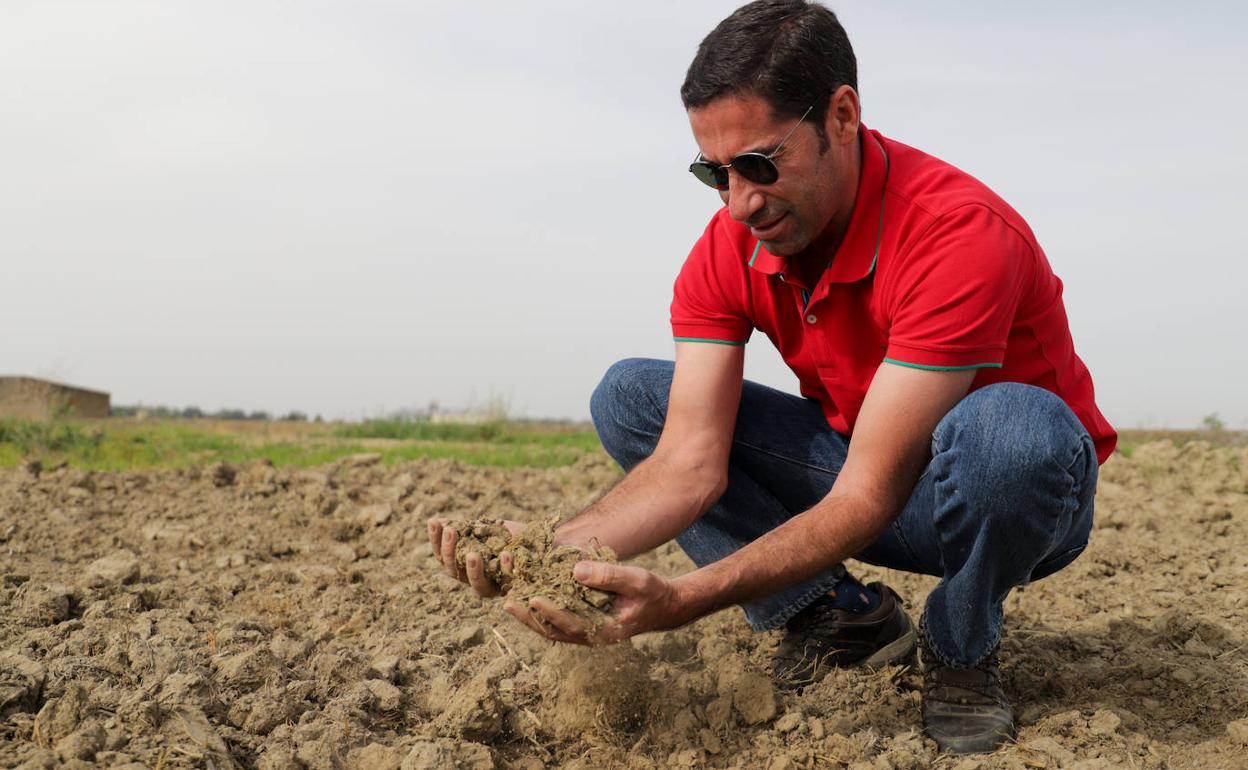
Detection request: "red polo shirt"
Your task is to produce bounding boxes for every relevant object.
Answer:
[671,125,1116,464]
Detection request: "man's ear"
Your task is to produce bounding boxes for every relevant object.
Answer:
[826,86,861,145]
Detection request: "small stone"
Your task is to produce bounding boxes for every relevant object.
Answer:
[401,741,450,770]
[808,717,825,740]
[370,654,400,682]
[1227,717,1248,746]
[85,551,141,587]
[329,542,359,563]
[358,503,393,527]
[449,624,484,648]
[726,670,776,725]
[364,679,404,711]
[346,453,382,467]
[355,743,403,770]
[699,728,722,753]
[0,653,47,714]
[33,684,90,744]
[257,748,298,770]
[456,743,495,770]
[827,713,855,736]
[1088,709,1122,736]
[775,711,803,732]
[269,634,311,664]
[55,723,105,761]
[209,462,237,487]
[1025,736,1075,766]
[706,696,733,730]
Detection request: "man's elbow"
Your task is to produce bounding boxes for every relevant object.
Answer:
[656,445,728,510]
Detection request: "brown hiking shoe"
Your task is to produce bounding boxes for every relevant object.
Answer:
[921,643,1015,754]
[770,582,917,690]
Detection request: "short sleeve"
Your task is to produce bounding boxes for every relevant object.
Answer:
[670,216,754,345]
[883,204,1032,370]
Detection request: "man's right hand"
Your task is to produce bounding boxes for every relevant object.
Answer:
[427,517,524,598]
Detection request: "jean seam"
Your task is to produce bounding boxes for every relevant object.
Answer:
[889,518,924,571]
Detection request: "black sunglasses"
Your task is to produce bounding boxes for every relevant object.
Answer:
[688,104,814,190]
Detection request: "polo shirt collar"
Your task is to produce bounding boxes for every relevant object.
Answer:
[747,124,889,283]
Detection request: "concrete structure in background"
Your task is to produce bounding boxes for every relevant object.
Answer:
[0,376,110,420]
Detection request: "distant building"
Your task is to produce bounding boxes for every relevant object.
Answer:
[0,377,110,420]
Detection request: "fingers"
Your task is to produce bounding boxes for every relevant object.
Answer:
[528,597,591,639]
[464,552,499,598]
[429,517,509,598]
[572,561,649,594]
[427,518,442,558]
[439,525,463,581]
[506,598,586,644]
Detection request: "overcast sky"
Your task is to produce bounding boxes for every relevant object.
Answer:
[3,1,1245,428]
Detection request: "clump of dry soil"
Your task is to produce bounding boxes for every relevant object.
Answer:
[0,443,1246,769]
[446,516,617,636]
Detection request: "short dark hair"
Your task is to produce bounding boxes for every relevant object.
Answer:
[681,0,857,149]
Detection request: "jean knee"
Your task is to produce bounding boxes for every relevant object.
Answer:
[589,358,671,444]
[935,383,1087,485]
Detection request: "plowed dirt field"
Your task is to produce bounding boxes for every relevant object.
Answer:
[2,441,1246,769]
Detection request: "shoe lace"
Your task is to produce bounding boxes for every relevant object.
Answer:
[774,605,849,665]
[922,647,1007,706]
[783,603,848,640]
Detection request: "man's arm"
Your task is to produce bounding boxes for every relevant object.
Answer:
[555,341,744,557]
[517,361,975,645]
[668,362,974,618]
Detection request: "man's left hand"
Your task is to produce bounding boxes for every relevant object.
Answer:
[502,561,692,645]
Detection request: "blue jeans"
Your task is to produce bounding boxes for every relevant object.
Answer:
[589,358,1098,669]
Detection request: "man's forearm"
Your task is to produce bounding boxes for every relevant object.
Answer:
[554,450,724,559]
[671,491,891,620]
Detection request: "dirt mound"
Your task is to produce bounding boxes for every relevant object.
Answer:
[0,443,1246,768]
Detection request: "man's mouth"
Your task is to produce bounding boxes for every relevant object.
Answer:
[750,213,787,239]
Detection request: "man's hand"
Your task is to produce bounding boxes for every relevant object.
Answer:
[427,517,523,598]
[503,561,692,645]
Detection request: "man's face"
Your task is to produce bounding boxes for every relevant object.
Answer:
[688,93,854,257]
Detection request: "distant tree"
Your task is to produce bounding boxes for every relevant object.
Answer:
[280,411,308,422]
[246,410,270,421]
[1201,412,1226,433]
[181,406,204,419]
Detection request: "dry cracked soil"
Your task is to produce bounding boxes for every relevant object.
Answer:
[1,442,1247,769]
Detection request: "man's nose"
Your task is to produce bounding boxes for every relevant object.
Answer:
[725,172,766,224]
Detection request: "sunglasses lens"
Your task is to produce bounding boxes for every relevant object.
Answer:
[689,162,728,190]
[732,154,780,186]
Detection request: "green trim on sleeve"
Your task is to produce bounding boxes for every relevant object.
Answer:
[881,358,1002,372]
[674,337,746,346]
[748,241,762,267]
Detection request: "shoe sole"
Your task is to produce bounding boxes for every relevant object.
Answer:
[860,618,918,669]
